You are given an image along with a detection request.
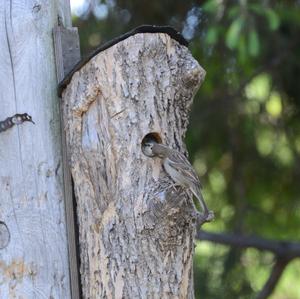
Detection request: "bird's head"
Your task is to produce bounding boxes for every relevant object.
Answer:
[142,140,156,157]
[142,138,168,158]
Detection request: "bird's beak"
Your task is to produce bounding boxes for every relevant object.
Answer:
[30,119,35,124]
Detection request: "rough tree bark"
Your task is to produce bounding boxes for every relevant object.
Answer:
[62,32,206,298]
[0,1,72,298]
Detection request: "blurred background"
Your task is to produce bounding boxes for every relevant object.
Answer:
[69,1,300,298]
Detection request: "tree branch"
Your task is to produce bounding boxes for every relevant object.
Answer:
[256,258,289,299]
[197,230,300,259]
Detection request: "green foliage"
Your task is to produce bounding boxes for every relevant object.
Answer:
[226,17,244,49]
[72,0,300,298]
[248,29,259,56]
[265,8,280,30]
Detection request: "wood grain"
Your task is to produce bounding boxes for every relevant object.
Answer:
[54,24,81,299]
[0,1,71,298]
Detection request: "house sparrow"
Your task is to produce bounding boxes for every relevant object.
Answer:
[143,140,214,223]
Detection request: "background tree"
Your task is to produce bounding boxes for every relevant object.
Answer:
[70,1,300,298]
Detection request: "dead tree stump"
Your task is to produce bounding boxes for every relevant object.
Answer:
[62,31,206,299]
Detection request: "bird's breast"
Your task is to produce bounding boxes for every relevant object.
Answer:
[163,159,185,186]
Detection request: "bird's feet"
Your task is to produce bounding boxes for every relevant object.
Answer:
[167,183,182,193]
[196,210,214,226]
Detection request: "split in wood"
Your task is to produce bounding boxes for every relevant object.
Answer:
[0,221,10,249]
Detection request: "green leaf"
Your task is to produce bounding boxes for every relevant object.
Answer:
[238,34,247,62]
[226,17,244,49]
[265,9,280,30]
[202,0,218,13]
[206,27,218,45]
[248,29,260,56]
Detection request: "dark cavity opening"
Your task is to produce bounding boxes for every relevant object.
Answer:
[141,132,162,146]
[141,132,162,156]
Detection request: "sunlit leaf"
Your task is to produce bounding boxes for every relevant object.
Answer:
[265,92,282,117]
[245,74,271,102]
[275,145,294,166]
[248,29,260,56]
[265,8,280,31]
[269,261,300,299]
[244,250,271,292]
[209,169,226,194]
[273,134,294,166]
[220,205,234,220]
[261,196,275,213]
[255,128,275,156]
[194,156,207,176]
[226,17,244,49]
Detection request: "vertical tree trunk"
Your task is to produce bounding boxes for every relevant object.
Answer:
[0,1,71,298]
[62,32,205,298]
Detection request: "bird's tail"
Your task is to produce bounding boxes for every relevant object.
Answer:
[191,188,209,214]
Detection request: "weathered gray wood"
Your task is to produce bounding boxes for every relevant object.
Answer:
[0,1,72,298]
[53,24,81,299]
[62,32,206,298]
[53,25,81,82]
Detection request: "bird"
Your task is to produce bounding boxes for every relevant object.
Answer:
[143,139,214,223]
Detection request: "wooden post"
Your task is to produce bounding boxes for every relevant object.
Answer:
[53,24,81,299]
[61,29,206,298]
[0,1,72,297]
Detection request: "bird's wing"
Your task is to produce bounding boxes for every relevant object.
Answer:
[167,150,202,189]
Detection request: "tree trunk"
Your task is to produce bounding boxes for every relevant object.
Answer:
[62,32,205,298]
[0,1,72,298]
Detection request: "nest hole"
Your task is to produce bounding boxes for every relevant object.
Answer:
[141,132,162,156]
[142,132,162,145]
